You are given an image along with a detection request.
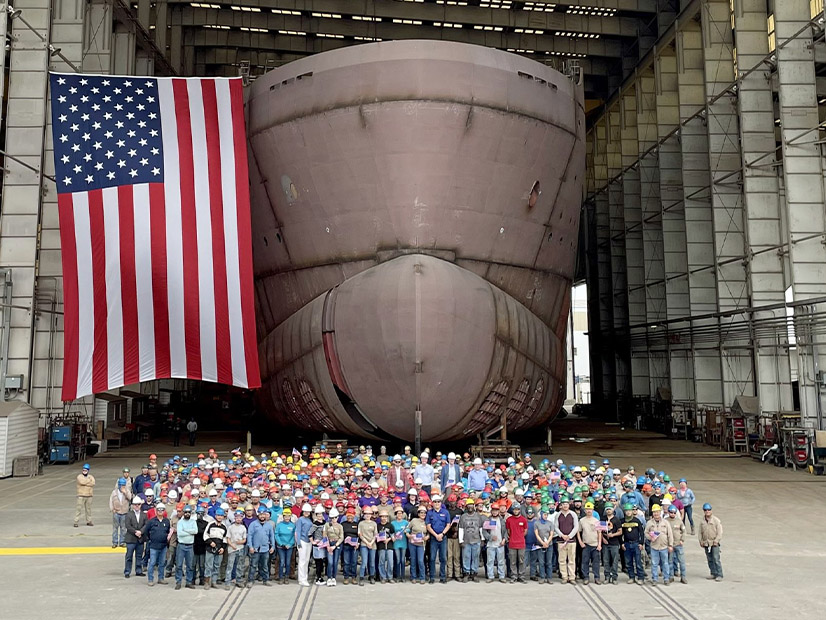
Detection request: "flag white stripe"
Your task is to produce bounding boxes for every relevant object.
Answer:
[215,80,247,388]
[132,183,157,382]
[102,187,124,389]
[158,79,187,378]
[188,78,218,383]
[73,193,94,398]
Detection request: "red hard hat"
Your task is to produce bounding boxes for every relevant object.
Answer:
[447,494,458,503]
[324,499,333,509]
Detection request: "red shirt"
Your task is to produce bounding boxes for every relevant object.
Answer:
[506,514,528,549]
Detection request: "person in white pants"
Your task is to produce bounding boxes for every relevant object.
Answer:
[296,503,314,586]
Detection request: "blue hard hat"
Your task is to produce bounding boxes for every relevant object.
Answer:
[174,455,180,460]
[301,445,308,450]
[679,478,687,483]
[196,505,206,513]
[117,477,127,486]
[602,459,610,465]
[658,471,665,477]
[589,459,596,465]
[215,508,225,516]
[524,453,531,458]
[668,505,678,513]
[319,445,326,450]
[82,463,90,469]
[702,503,712,511]
[257,506,269,513]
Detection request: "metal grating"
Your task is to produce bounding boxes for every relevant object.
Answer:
[298,379,334,431]
[464,380,510,435]
[282,379,311,427]
[513,378,545,431]
[503,379,530,429]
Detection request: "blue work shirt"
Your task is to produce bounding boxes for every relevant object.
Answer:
[621,490,647,512]
[468,469,488,491]
[425,506,451,534]
[247,519,275,552]
[295,516,314,544]
[176,515,198,544]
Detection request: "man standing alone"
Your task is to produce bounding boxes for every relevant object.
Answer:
[109,477,132,547]
[186,417,198,446]
[698,503,723,581]
[74,463,95,527]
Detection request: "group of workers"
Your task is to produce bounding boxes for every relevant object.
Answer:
[86,443,724,590]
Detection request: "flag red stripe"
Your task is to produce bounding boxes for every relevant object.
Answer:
[88,189,109,393]
[201,80,233,386]
[149,182,171,379]
[172,79,202,380]
[58,194,80,401]
[117,186,140,385]
[229,78,261,387]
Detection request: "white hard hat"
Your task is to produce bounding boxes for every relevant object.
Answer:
[420,452,428,459]
[132,496,143,504]
[191,488,200,495]
[414,478,423,484]
[145,488,154,495]
[473,458,482,465]
[556,459,564,466]
[448,452,456,460]
[370,481,379,489]
[521,473,529,480]
[251,489,261,497]
[155,503,166,511]
[431,495,442,502]
[208,489,218,496]
[393,454,402,461]
[294,490,304,498]
[515,488,525,495]
[329,507,339,519]
[192,478,201,485]
[301,503,312,513]
[314,505,324,514]
[395,479,404,487]
[220,502,229,510]
[168,490,178,499]
[320,492,330,500]
[233,481,242,489]
[613,468,621,475]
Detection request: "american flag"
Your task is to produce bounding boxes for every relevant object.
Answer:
[50,73,261,400]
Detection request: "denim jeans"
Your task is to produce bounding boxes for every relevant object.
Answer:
[650,548,670,582]
[624,544,645,580]
[226,549,248,584]
[378,549,393,580]
[409,544,426,580]
[486,545,505,579]
[534,545,553,580]
[248,551,270,583]
[683,505,694,529]
[359,546,376,578]
[124,541,145,576]
[112,513,126,545]
[581,545,600,580]
[670,545,686,578]
[529,549,538,577]
[165,542,177,576]
[342,545,358,578]
[326,546,341,578]
[461,542,480,575]
[704,545,723,578]
[394,547,407,580]
[147,546,167,583]
[205,552,223,580]
[429,537,447,581]
[175,543,195,585]
[602,545,620,580]
[275,547,293,580]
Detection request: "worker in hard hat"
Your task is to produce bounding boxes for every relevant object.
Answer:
[74,463,96,527]
[577,501,602,585]
[458,498,484,582]
[644,505,673,585]
[698,503,723,581]
[666,505,687,584]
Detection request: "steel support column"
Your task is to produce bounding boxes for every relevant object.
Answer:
[657,45,693,402]
[733,0,792,415]
[678,18,723,407]
[637,68,669,395]
[775,0,826,429]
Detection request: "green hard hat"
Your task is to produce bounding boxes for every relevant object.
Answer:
[623,503,635,511]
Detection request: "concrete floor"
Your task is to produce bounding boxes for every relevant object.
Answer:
[1,418,824,620]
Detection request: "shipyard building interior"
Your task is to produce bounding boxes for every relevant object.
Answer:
[1,1,826,619]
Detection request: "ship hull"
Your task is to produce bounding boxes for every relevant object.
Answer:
[247,41,585,442]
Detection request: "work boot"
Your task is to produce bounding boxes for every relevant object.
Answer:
[690,526,695,535]
[157,579,167,585]
[174,583,181,590]
[236,582,245,588]
[185,583,196,590]
[583,579,590,586]
[471,573,478,583]
[487,578,494,583]
[204,577,211,590]
[715,576,723,582]
[627,577,635,584]
[498,578,507,583]
[368,577,375,584]
[680,576,688,584]
[358,578,364,587]
[594,579,601,585]
[224,581,230,591]
[461,575,468,583]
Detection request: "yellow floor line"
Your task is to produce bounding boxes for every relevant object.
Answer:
[0,546,125,556]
